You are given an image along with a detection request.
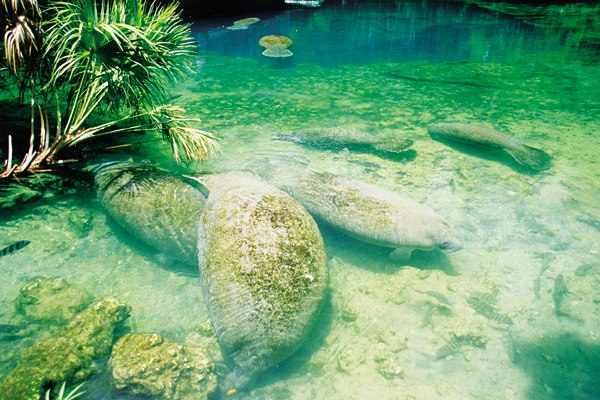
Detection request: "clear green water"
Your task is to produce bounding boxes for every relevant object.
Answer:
[1,1,599,399]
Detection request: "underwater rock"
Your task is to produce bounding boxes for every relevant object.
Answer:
[258,35,293,57]
[256,165,461,260]
[94,162,206,264]
[226,17,260,30]
[184,321,226,375]
[189,172,328,390]
[15,277,94,325]
[427,122,552,171]
[110,332,217,400]
[0,299,131,400]
[277,127,414,155]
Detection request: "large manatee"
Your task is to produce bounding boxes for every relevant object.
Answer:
[94,162,205,264]
[249,161,461,260]
[188,172,328,390]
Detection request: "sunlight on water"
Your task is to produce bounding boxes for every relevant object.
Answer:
[1,1,599,399]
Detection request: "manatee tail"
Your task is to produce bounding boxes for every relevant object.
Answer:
[505,144,552,171]
[372,137,415,154]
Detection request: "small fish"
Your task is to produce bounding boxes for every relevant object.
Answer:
[0,240,31,257]
[0,323,25,334]
[0,323,27,341]
[553,274,568,315]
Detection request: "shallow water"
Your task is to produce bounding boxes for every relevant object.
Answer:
[1,1,599,399]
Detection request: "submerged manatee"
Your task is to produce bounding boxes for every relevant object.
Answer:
[188,172,328,390]
[253,163,461,260]
[94,162,205,264]
[258,35,293,57]
[427,122,552,171]
[277,127,414,155]
[226,17,260,30]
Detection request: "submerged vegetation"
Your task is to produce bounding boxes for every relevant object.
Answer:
[0,0,218,181]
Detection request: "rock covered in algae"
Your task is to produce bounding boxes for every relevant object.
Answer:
[110,333,217,400]
[190,172,328,389]
[0,299,131,400]
[226,17,260,30]
[94,162,206,264]
[258,35,293,57]
[15,276,94,325]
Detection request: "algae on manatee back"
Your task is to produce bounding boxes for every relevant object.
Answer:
[191,172,328,390]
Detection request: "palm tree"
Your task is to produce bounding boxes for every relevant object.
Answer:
[1,0,218,180]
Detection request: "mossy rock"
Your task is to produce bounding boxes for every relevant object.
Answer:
[0,299,131,400]
[110,332,218,400]
[15,277,94,325]
[193,172,328,389]
[94,162,206,264]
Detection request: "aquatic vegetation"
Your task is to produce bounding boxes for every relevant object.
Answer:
[44,382,85,400]
[435,334,487,360]
[0,0,218,181]
[0,299,131,400]
[466,292,513,325]
[259,35,294,57]
[110,333,217,400]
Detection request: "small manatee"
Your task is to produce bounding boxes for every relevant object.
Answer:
[428,122,552,171]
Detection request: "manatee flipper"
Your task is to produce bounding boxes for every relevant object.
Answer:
[389,247,414,261]
[505,144,552,171]
[372,137,414,154]
[183,175,210,198]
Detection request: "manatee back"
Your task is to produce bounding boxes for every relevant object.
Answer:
[287,171,454,251]
[197,172,328,388]
[95,162,205,263]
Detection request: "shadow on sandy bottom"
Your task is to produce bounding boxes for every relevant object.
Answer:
[512,332,600,400]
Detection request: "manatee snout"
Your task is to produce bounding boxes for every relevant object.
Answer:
[440,237,462,253]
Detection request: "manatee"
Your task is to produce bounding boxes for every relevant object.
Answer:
[226,17,260,30]
[250,161,461,260]
[258,35,294,58]
[187,172,327,390]
[277,127,414,155]
[427,122,552,171]
[94,162,206,264]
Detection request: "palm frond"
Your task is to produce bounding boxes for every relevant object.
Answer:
[44,381,85,400]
